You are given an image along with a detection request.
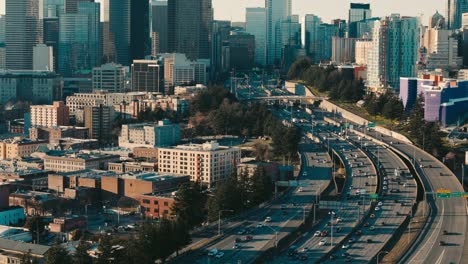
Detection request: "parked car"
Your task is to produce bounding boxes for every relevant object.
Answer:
[319,239,327,246]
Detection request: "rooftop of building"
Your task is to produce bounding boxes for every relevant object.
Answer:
[122,119,175,128]
[0,238,50,256]
[44,151,119,161]
[53,169,116,179]
[119,172,189,182]
[161,141,237,152]
[0,137,46,145]
[0,70,58,77]
[0,165,47,176]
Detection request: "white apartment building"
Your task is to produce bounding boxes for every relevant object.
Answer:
[92,63,127,93]
[162,53,207,89]
[158,142,241,187]
[119,120,181,149]
[66,92,142,113]
[355,40,372,65]
[30,101,69,127]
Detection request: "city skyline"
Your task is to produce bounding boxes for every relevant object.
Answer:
[0,0,446,23]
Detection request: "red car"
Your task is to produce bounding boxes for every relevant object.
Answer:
[321,230,328,237]
[245,235,253,241]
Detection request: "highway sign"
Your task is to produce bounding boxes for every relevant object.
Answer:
[452,192,462,198]
[437,193,451,198]
[369,194,378,199]
[368,122,375,128]
[437,189,451,194]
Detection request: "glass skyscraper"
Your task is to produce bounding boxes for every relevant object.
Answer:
[246,7,267,66]
[348,3,372,38]
[266,0,292,66]
[303,14,322,64]
[447,0,468,29]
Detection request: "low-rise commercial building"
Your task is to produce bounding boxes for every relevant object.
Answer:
[0,207,25,226]
[119,120,181,149]
[108,161,157,174]
[158,142,241,187]
[138,194,175,219]
[9,190,57,216]
[0,238,50,263]
[133,147,159,160]
[48,169,112,193]
[0,167,49,190]
[29,126,89,142]
[49,216,87,233]
[43,153,120,173]
[237,161,280,180]
[0,138,47,160]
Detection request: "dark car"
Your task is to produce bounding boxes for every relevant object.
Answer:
[367,239,373,243]
[443,230,449,235]
[439,241,446,246]
[355,230,362,236]
[235,238,242,243]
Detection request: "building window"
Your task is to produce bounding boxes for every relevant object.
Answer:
[153,200,158,205]
[143,199,150,204]
[163,202,168,206]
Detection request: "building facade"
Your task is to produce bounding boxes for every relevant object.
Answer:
[33,44,54,72]
[0,138,47,160]
[119,120,181,149]
[266,0,292,66]
[30,101,70,128]
[158,142,241,187]
[84,104,114,145]
[92,63,127,93]
[151,0,168,54]
[131,60,163,93]
[44,153,120,173]
[246,8,267,66]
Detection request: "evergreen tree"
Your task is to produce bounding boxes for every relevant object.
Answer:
[45,242,72,264]
[73,240,92,264]
[171,182,206,229]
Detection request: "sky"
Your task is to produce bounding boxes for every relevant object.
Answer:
[0,0,444,25]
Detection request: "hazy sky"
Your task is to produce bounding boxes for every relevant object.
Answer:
[0,0,445,24]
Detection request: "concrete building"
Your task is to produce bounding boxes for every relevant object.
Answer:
[332,37,359,64]
[49,216,86,233]
[225,32,256,71]
[237,161,280,180]
[33,44,54,72]
[44,152,120,173]
[0,238,49,262]
[133,147,159,160]
[5,0,43,70]
[0,46,5,70]
[48,169,114,193]
[84,104,114,145]
[162,53,208,93]
[119,120,181,149]
[29,126,89,142]
[355,40,372,65]
[421,28,463,71]
[151,0,168,54]
[9,190,57,216]
[158,142,241,187]
[0,71,62,105]
[108,161,157,174]
[30,101,70,128]
[0,138,47,160]
[92,63,127,93]
[246,7,267,66]
[139,194,175,219]
[43,16,60,71]
[131,60,163,93]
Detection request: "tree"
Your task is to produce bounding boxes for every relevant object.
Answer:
[24,216,46,243]
[171,182,206,229]
[249,167,274,206]
[95,235,114,264]
[21,249,38,264]
[45,243,72,264]
[408,94,425,141]
[73,240,92,264]
[287,58,312,80]
[382,96,404,120]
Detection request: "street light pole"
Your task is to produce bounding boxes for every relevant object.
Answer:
[376,251,389,264]
[329,211,335,247]
[218,210,234,236]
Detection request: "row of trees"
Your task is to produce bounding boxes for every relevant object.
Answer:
[364,92,405,120]
[188,86,301,159]
[207,167,274,222]
[287,58,365,103]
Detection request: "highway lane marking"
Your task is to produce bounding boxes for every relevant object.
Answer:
[434,249,445,264]
[409,199,445,263]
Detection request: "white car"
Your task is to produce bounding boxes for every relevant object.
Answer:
[215,252,225,258]
[264,217,272,223]
[314,231,322,237]
[383,181,388,185]
[370,226,375,231]
[256,223,264,228]
[208,248,218,256]
[377,202,383,206]
[342,244,350,249]
[375,207,380,211]
[319,239,327,246]
[383,186,388,190]
[336,217,343,223]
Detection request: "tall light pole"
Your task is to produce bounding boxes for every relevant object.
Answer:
[377,251,389,263]
[218,210,234,236]
[329,211,336,247]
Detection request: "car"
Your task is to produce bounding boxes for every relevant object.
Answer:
[208,248,218,256]
[367,239,373,243]
[336,227,342,233]
[439,241,446,246]
[341,252,350,257]
[301,247,309,253]
[336,217,343,223]
[375,207,380,211]
[370,226,375,231]
[321,230,328,237]
[355,230,362,236]
[264,217,272,223]
[281,204,287,210]
[378,201,383,206]
[233,243,240,249]
[383,186,388,190]
[370,214,376,219]
[443,230,449,235]
[288,246,298,256]
[235,238,242,243]
[256,223,264,228]
[342,244,350,249]
[237,229,246,235]
[245,235,253,241]
[298,187,303,192]
[363,222,370,227]
[314,231,321,237]
[329,255,337,260]
[319,239,327,246]
[215,252,225,258]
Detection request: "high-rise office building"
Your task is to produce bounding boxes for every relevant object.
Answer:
[303,14,322,63]
[84,104,114,146]
[246,7,267,66]
[332,37,358,64]
[367,15,420,92]
[44,17,60,71]
[211,20,231,76]
[65,0,90,14]
[151,0,168,54]
[5,0,43,70]
[316,24,339,62]
[109,0,131,65]
[447,0,468,29]
[225,32,256,71]
[168,0,213,60]
[0,15,5,44]
[280,15,301,49]
[421,28,462,70]
[33,44,54,71]
[131,60,164,93]
[58,1,101,76]
[348,3,372,38]
[92,63,127,93]
[266,0,292,66]
[100,0,116,64]
[430,11,446,29]
[44,0,65,17]
[131,0,150,61]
